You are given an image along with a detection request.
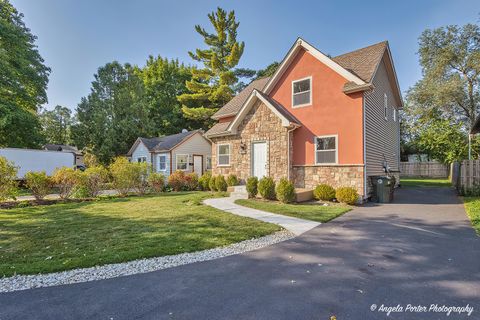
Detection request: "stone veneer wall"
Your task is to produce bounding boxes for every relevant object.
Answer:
[292,165,365,197]
[211,101,291,182]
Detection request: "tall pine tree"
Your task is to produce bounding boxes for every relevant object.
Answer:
[178,7,245,128]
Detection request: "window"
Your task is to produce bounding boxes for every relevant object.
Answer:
[137,156,147,163]
[292,77,312,107]
[315,136,337,164]
[176,154,188,170]
[393,108,397,122]
[217,144,230,166]
[384,93,388,120]
[206,156,212,170]
[158,155,167,171]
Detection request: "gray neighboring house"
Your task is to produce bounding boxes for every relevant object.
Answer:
[126,130,212,177]
[44,144,84,166]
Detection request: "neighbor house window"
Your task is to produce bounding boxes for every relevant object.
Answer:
[217,144,230,166]
[315,136,337,164]
[384,93,388,120]
[176,154,188,170]
[137,156,147,163]
[206,156,212,170]
[393,108,397,122]
[292,77,312,107]
[158,155,167,171]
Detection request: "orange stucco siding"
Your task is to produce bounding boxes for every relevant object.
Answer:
[269,49,364,165]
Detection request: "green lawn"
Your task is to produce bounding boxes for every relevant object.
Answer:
[0,192,280,277]
[400,177,451,188]
[235,199,350,223]
[462,197,480,235]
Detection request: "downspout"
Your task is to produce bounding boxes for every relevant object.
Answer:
[362,92,368,201]
[287,124,299,181]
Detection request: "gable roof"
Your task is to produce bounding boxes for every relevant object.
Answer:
[44,144,82,155]
[212,77,271,120]
[127,130,201,156]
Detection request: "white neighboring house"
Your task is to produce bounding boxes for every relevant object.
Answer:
[44,144,84,166]
[126,130,212,177]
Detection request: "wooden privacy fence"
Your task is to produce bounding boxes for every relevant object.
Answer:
[457,160,480,191]
[400,162,449,178]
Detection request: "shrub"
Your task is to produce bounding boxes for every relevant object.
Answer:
[168,170,186,191]
[275,178,295,203]
[313,184,336,201]
[76,165,108,198]
[52,167,79,199]
[227,174,239,186]
[148,172,165,193]
[185,172,199,191]
[335,187,359,205]
[209,175,217,191]
[215,175,228,192]
[25,171,52,200]
[0,156,18,201]
[109,157,140,196]
[246,177,258,198]
[258,176,276,200]
[133,162,150,195]
[199,171,212,190]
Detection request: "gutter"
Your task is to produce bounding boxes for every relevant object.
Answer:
[343,83,374,94]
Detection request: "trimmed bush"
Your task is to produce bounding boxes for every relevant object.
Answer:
[109,157,140,196]
[335,187,359,205]
[258,176,276,200]
[168,170,186,191]
[80,165,109,197]
[148,172,165,193]
[0,156,18,201]
[199,171,212,190]
[185,173,199,191]
[313,184,336,201]
[209,175,217,191]
[215,175,228,192]
[275,178,295,203]
[227,174,239,186]
[25,171,52,200]
[246,177,258,198]
[133,162,150,195]
[52,167,79,199]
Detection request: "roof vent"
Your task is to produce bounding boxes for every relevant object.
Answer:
[181,129,188,133]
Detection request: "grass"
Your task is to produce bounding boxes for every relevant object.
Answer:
[0,192,280,277]
[462,197,480,235]
[400,177,451,188]
[235,199,351,223]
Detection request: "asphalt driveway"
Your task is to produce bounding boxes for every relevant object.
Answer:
[0,186,478,320]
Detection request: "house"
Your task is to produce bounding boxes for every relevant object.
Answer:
[126,130,212,177]
[205,38,403,200]
[44,144,84,166]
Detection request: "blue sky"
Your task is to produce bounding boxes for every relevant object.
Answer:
[11,0,480,111]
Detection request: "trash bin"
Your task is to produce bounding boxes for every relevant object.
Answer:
[371,176,395,203]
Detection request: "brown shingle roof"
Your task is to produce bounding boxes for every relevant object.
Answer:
[205,122,231,137]
[212,77,270,119]
[256,91,300,125]
[332,41,388,83]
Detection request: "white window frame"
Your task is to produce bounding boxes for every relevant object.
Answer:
[292,76,312,108]
[393,108,397,122]
[384,93,388,121]
[206,156,212,170]
[314,135,338,165]
[217,143,231,167]
[158,155,167,171]
[137,156,147,163]
[176,154,189,171]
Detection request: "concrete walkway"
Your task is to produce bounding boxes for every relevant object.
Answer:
[204,196,320,235]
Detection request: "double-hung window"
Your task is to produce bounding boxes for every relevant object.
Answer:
[206,156,212,170]
[176,154,188,170]
[393,108,397,122]
[315,136,337,164]
[158,155,167,171]
[292,77,312,107]
[137,156,147,163]
[217,144,230,166]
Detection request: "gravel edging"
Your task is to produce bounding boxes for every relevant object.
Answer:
[0,230,294,293]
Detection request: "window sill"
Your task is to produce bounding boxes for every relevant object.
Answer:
[292,103,312,109]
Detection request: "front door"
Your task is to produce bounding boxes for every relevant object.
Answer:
[193,155,203,176]
[252,142,267,178]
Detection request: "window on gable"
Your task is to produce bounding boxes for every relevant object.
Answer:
[217,144,230,166]
[384,93,388,120]
[315,136,337,164]
[176,154,188,170]
[158,155,167,171]
[292,77,312,107]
